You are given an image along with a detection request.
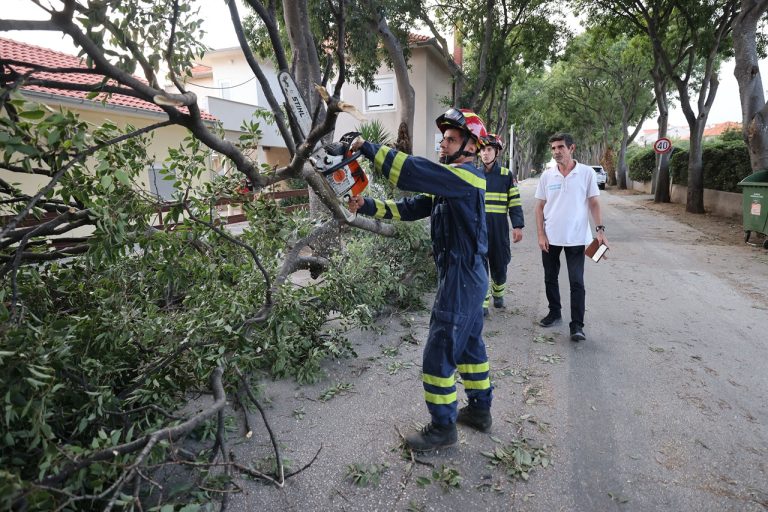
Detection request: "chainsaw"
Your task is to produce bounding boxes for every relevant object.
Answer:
[278,71,368,207]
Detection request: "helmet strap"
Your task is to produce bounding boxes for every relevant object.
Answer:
[442,134,475,164]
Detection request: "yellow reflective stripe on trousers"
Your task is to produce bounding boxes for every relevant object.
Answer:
[457,362,489,374]
[443,164,485,190]
[463,378,491,390]
[424,390,457,405]
[422,372,456,388]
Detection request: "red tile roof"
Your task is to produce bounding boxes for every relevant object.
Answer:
[191,64,212,77]
[0,37,216,121]
[703,121,741,137]
[408,33,432,44]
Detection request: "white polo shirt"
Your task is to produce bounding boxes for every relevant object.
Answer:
[534,161,600,246]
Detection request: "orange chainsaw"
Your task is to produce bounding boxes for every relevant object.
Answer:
[278,71,368,204]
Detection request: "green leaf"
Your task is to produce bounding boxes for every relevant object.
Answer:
[114,169,131,186]
[18,109,46,120]
[415,476,431,487]
[100,175,113,189]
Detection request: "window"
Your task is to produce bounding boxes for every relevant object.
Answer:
[148,164,178,201]
[218,79,231,100]
[365,76,395,111]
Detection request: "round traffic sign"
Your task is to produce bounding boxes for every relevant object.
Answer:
[653,137,672,154]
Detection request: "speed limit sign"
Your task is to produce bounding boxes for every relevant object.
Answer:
[653,137,672,154]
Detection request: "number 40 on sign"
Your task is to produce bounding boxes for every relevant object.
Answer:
[653,137,672,154]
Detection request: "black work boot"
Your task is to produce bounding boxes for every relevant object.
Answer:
[404,422,458,452]
[493,296,504,308]
[570,324,586,342]
[457,405,492,433]
[539,311,562,327]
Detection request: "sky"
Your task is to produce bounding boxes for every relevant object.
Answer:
[2,0,758,131]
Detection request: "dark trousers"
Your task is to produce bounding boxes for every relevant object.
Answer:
[541,245,585,328]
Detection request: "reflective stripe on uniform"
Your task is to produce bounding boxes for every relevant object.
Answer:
[508,186,521,207]
[423,372,456,388]
[385,200,401,220]
[370,197,406,221]
[424,390,457,405]
[463,377,491,390]
[486,205,507,214]
[389,151,407,187]
[442,163,486,190]
[374,145,408,188]
[373,199,387,218]
[457,362,489,374]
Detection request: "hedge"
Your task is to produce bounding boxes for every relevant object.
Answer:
[669,141,752,193]
[627,147,656,182]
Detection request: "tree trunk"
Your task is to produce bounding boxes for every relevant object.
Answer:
[733,0,768,171]
[617,135,629,190]
[602,145,616,187]
[654,109,671,203]
[365,2,415,147]
[686,122,707,213]
[651,61,672,202]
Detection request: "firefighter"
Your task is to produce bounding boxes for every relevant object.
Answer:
[479,134,524,315]
[347,108,493,452]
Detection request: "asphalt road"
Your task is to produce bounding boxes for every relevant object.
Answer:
[228,179,768,511]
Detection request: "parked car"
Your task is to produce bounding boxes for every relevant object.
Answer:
[591,165,607,189]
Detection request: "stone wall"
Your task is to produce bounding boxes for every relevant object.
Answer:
[624,180,742,219]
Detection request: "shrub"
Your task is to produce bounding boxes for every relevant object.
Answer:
[627,147,656,182]
[0,195,434,508]
[669,141,751,192]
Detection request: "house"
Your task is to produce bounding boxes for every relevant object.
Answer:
[184,33,454,167]
[634,125,690,146]
[703,121,741,140]
[0,37,217,202]
[333,34,455,159]
[179,47,291,175]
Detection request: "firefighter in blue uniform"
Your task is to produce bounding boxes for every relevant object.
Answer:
[479,134,524,315]
[347,108,494,451]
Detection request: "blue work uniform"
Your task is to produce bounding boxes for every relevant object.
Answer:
[482,163,524,308]
[356,142,493,425]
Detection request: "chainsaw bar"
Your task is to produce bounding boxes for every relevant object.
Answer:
[277,71,365,221]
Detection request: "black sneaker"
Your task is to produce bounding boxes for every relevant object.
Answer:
[457,405,492,433]
[483,307,489,317]
[493,296,504,308]
[539,312,562,327]
[570,326,586,342]
[405,422,458,452]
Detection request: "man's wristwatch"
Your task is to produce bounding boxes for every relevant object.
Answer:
[595,225,605,232]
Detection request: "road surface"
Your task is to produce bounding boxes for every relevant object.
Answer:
[228,179,768,511]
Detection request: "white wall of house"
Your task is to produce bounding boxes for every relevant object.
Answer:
[182,48,290,168]
[334,42,453,161]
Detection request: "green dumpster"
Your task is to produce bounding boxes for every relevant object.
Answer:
[737,169,768,248]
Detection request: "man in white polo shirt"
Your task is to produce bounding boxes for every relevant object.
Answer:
[534,132,608,341]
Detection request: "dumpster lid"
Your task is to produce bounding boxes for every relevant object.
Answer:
[738,169,768,186]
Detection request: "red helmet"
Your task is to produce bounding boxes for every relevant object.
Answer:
[436,108,488,144]
[481,133,504,151]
